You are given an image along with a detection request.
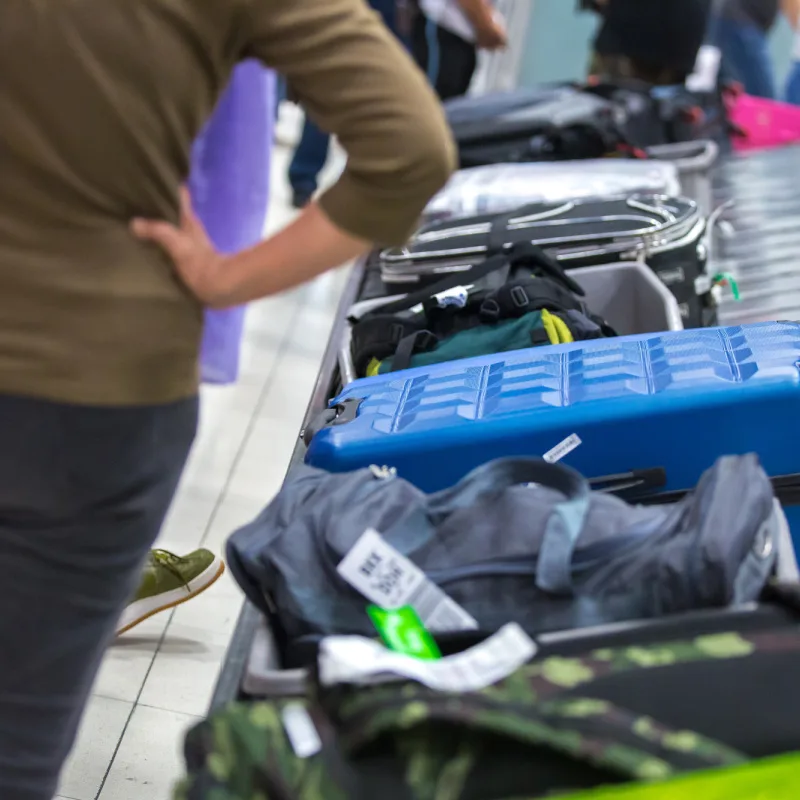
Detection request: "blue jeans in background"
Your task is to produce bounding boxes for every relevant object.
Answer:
[786,62,800,105]
[712,16,776,99]
[288,0,398,201]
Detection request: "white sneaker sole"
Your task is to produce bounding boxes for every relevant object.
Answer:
[115,556,226,636]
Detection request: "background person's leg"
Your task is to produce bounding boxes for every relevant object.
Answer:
[287,119,331,208]
[714,17,776,98]
[0,395,197,800]
[411,9,432,80]
[787,61,800,105]
[432,25,478,101]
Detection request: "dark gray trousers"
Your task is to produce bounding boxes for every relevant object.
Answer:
[0,394,198,800]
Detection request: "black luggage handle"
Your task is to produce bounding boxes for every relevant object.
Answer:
[302,398,363,446]
[588,467,667,495]
[599,469,800,508]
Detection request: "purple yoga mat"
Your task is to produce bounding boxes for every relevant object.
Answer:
[190,62,276,385]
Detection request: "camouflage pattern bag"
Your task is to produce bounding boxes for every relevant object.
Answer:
[175,627,800,800]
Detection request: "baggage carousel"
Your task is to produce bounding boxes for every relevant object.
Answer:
[715,145,800,326]
[210,142,800,710]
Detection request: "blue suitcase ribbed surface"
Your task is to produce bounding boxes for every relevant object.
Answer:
[306,322,800,493]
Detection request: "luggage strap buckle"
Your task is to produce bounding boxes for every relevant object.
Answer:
[510,285,531,309]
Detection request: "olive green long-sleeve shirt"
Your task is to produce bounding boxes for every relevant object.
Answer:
[0,0,455,406]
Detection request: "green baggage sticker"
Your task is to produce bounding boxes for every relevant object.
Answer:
[713,272,741,301]
[368,605,442,660]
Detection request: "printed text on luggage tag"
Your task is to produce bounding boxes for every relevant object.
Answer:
[543,434,582,464]
[337,529,478,632]
[526,435,583,487]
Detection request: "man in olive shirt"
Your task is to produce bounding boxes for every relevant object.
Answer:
[0,2,454,798]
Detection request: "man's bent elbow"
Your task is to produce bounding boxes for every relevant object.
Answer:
[378,115,459,243]
[320,120,458,248]
[411,123,459,210]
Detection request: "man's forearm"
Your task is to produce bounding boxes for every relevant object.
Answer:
[217,202,369,307]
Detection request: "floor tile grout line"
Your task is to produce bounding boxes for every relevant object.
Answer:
[133,701,204,718]
[93,698,139,800]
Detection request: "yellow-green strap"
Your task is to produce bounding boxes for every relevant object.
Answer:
[541,309,575,345]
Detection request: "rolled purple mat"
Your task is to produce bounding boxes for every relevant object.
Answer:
[190,62,276,385]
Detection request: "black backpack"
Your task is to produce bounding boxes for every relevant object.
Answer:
[350,243,617,378]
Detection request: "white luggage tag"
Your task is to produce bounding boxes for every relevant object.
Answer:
[410,285,474,314]
[337,528,479,633]
[282,703,323,759]
[686,45,722,93]
[525,434,583,488]
[319,622,536,691]
[543,434,582,464]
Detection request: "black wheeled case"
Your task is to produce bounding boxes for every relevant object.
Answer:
[445,86,630,167]
[379,194,715,328]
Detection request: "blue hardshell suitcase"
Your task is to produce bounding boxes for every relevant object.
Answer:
[305,322,800,521]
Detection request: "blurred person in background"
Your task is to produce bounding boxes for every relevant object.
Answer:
[288,0,400,209]
[411,0,508,101]
[0,1,454,798]
[586,0,712,86]
[782,0,800,102]
[711,0,780,98]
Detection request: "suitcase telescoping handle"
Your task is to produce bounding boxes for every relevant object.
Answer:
[302,398,363,446]
[600,469,800,508]
[589,467,667,495]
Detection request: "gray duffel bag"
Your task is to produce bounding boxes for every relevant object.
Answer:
[227,454,780,640]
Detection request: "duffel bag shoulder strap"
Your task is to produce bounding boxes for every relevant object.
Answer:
[425,458,591,595]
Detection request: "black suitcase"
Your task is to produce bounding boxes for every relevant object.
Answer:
[446,82,731,169]
[447,87,632,168]
[378,194,715,328]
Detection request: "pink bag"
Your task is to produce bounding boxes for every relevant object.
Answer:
[729,94,800,153]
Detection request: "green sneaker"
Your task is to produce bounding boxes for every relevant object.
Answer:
[116,548,225,635]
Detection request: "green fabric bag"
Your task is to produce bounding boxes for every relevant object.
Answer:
[373,309,576,376]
